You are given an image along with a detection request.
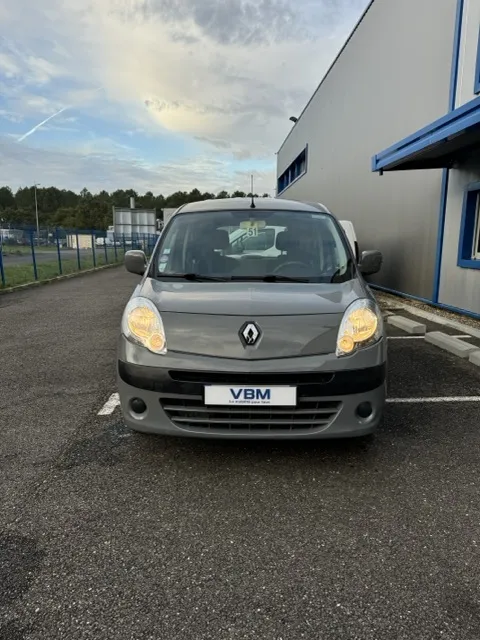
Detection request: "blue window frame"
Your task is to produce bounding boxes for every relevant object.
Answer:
[457,182,480,269]
[475,25,480,94]
[277,145,308,195]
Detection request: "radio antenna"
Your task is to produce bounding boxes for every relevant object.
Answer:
[250,174,256,208]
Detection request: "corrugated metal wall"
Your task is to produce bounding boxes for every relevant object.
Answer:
[440,164,480,313]
[439,0,480,314]
[276,0,457,300]
[454,0,480,108]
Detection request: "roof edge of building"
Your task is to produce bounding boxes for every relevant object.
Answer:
[276,0,376,156]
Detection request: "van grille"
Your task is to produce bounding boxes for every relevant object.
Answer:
[160,395,341,433]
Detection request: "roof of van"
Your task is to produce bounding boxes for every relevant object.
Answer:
[176,197,331,214]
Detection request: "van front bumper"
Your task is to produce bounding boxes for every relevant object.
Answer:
[117,338,387,439]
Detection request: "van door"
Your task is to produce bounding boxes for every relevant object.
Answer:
[339,220,359,262]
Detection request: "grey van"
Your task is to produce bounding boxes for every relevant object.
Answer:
[117,197,386,439]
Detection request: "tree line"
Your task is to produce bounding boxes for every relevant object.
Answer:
[0,186,271,231]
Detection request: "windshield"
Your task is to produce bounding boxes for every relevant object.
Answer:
[153,209,354,283]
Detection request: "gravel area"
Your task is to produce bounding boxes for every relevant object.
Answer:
[373,289,480,332]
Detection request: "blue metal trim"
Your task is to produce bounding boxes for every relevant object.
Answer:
[475,25,480,95]
[55,227,63,275]
[458,258,480,269]
[0,244,5,287]
[457,181,480,269]
[277,145,308,196]
[372,97,480,171]
[29,231,38,281]
[372,101,473,166]
[432,0,465,303]
[75,230,81,270]
[432,169,450,302]
[277,170,307,196]
[449,0,465,111]
[370,283,480,321]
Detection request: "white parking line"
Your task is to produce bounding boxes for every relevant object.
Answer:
[97,392,480,415]
[387,396,480,403]
[98,393,120,415]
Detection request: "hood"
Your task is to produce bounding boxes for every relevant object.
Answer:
[138,278,370,359]
[140,278,367,315]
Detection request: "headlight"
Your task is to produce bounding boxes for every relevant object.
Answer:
[121,297,167,354]
[336,298,382,357]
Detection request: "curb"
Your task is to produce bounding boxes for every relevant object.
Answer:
[387,315,426,335]
[0,262,123,295]
[374,294,480,340]
[425,331,480,359]
[470,351,480,367]
[377,291,480,367]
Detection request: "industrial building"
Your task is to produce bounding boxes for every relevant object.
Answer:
[276,0,480,318]
[112,197,157,239]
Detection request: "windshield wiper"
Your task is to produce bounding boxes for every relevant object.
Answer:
[158,272,229,282]
[230,274,310,283]
[330,259,353,283]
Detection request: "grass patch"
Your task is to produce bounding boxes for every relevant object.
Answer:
[1,249,126,288]
[0,245,58,256]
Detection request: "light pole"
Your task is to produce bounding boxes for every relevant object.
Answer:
[33,183,40,245]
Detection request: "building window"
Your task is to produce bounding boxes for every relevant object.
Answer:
[474,201,480,259]
[277,146,308,195]
[457,182,480,269]
[475,26,480,94]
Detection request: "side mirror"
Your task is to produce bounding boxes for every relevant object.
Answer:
[125,250,147,276]
[359,249,382,275]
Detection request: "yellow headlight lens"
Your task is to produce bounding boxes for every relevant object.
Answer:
[338,334,355,353]
[148,332,165,351]
[347,308,378,342]
[336,303,380,356]
[127,306,166,352]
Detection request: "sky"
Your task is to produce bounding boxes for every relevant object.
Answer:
[0,0,370,196]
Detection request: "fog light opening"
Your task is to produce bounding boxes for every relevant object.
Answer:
[130,398,147,415]
[356,401,373,420]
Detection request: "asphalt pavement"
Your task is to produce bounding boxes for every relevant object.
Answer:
[1,269,480,640]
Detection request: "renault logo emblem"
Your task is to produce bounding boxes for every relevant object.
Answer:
[240,322,261,346]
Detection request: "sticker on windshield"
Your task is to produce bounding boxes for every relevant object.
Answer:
[240,220,266,230]
[159,254,169,263]
[240,220,266,237]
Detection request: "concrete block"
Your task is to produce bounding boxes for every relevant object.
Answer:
[387,315,426,335]
[425,332,479,359]
[469,350,480,367]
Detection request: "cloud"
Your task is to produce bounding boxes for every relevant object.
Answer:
[0,134,275,194]
[24,55,64,85]
[0,53,20,78]
[0,109,23,123]
[0,39,65,86]
[0,0,369,191]
[23,95,64,115]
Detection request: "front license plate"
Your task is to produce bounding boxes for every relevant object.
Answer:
[204,385,297,406]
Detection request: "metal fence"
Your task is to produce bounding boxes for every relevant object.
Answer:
[0,225,159,288]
